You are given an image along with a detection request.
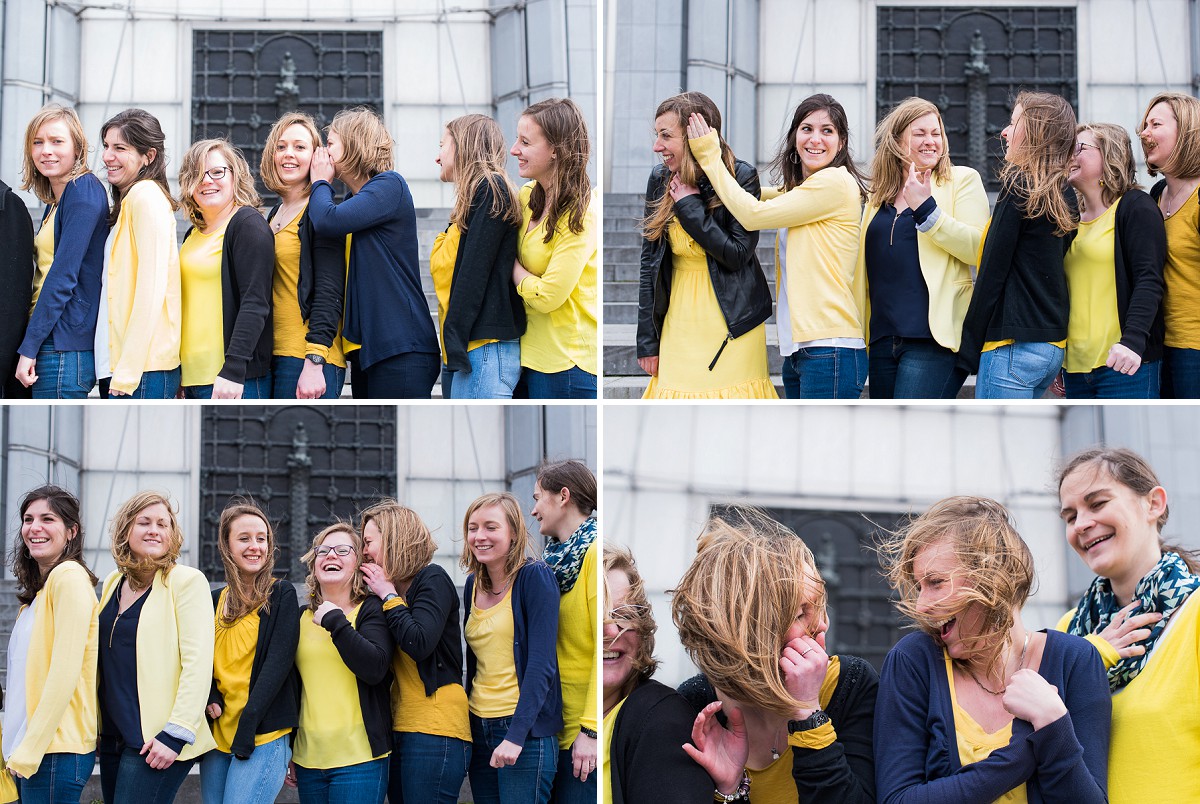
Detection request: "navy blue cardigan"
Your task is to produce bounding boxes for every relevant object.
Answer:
[306,173,439,370]
[19,172,108,356]
[875,630,1110,804]
[463,561,563,747]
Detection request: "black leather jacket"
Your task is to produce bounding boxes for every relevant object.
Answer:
[636,161,773,361]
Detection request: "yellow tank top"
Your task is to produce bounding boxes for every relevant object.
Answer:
[179,221,228,386]
[1064,200,1121,372]
[382,596,471,741]
[1162,184,1200,349]
[211,588,291,752]
[601,697,627,804]
[31,206,57,313]
[945,652,1028,803]
[465,585,520,718]
[429,223,497,364]
[272,205,346,366]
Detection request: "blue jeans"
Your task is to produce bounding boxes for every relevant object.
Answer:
[16,751,95,803]
[294,757,388,804]
[444,340,521,399]
[271,355,346,399]
[387,731,470,804]
[868,337,966,399]
[198,734,292,804]
[514,366,597,399]
[1161,346,1200,398]
[468,715,555,804]
[975,342,1064,399]
[1064,361,1160,399]
[183,373,273,399]
[98,734,197,804]
[31,337,96,399]
[355,351,440,399]
[550,748,597,804]
[783,346,866,399]
[99,366,181,399]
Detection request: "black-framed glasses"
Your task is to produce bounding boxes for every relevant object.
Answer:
[315,544,355,557]
[1074,142,1099,156]
[203,167,230,181]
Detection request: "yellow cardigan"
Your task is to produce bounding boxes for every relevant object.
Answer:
[98,565,217,761]
[103,180,182,395]
[556,540,597,749]
[6,562,98,778]
[857,165,988,352]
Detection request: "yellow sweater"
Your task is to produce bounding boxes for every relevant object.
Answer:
[690,130,864,343]
[556,541,598,749]
[98,566,217,761]
[1055,589,1200,802]
[103,180,182,394]
[6,562,98,778]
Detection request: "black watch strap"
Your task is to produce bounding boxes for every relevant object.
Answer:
[788,707,831,734]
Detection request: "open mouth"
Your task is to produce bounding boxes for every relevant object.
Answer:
[27,537,50,545]
[1082,533,1114,552]
[934,616,956,641]
[602,648,622,662]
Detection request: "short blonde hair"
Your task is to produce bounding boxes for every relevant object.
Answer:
[329,107,393,181]
[458,492,532,594]
[21,104,92,205]
[360,499,435,584]
[110,491,183,579]
[301,521,366,610]
[604,544,659,694]
[260,112,322,196]
[1140,92,1200,179]
[178,139,261,228]
[1074,122,1140,211]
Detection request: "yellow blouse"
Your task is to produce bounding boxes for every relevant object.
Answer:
[32,206,57,312]
[211,589,291,753]
[465,586,520,718]
[945,652,1027,803]
[382,596,471,742]
[272,205,346,367]
[1064,201,1121,373]
[178,222,227,387]
[1162,183,1200,349]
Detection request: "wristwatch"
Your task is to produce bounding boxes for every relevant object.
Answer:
[305,353,327,365]
[788,707,831,733]
[382,592,399,603]
[579,726,597,739]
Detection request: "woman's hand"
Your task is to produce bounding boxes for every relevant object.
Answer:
[8,767,22,780]
[686,113,713,140]
[570,731,597,781]
[296,359,328,399]
[140,737,180,770]
[312,600,341,626]
[206,702,223,719]
[1097,600,1162,658]
[513,258,534,287]
[1002,668,1068,731]
[212,376,244,399]
[310,147,336,183]
[780,633,829,718]
[637,356,659,377]
[1106,343,1143,376]
[284,760,298,788]
[682,700,748,796]
[668,174,699,201]
[360,562,398,600]
[902,161,934,210]
[489,739,524,768]
[15,356,37,388]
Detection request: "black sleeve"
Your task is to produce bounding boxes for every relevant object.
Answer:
[637,169,665,358]
[231,581,301,758]
[958,191,1023,372]
[672,163,761,272]
[619,690,714,803]
[207,587,225,712]
[321,596,394,685]
[305,215,347,350]
[790,656,878,803]
[385,569,457,662]
[219,209,275,384]
[1116,191,1166,357]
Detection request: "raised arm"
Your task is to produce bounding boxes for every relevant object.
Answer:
[918,166,989,267]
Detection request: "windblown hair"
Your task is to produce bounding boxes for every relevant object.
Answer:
[604,544,659,699]
[1057,447,1200,573]
[10,485,98,606]
[521,98,592,244]
[868,97,953,208]
[1139,92,1200,179]
[302,521,367,610]
[445,114,521,231]
[1073,123,1140,213]
[770,93,868,197]
[670,507,828,719]
[110,491,183,579]
[178,139,261,229]
[21,104,93,205]
[458,492,533,594]
[260,112,322,196]
[641,92,737,243]
[879,496,1035,682]
[216,499,277,624]
[536,459,597,516]
[100,108,178,226]
[329,106,394,181]
[360,499,436,585]
[999,92,1078,236]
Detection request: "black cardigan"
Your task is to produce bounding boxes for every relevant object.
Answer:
[677,654,879,803]
[1064,188,1166,363]
[207,579,301,758]
[316,594,395,758]
[266,202,346,352]
[637,162,773,359]
[0,180,34,399]
[442,181,526,374]
[182,205,274,384]
[609,678,714,804]
[383,563,465,697]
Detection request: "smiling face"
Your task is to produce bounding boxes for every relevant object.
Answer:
[1059,464,1165,583]
[1001,104,1026,162]
[437,128,456,183]
[192,149,236,221]
[511,115,555,183]
[362,517,383,564]
[22,497,76,573]
[1067,129,1103,190]
[314,529,358,589]
[1140,101,1179,173]
[273,122,315,190]
[467,503,514,569]
[31,118,78,186]
[652,112,687,175]
[603,567,640,706]
[128,502,173,562]
[530,480,570,540]
[905,112,944,171]
[227,513,269,578]
[326,128,345,177]
[912,540,988,661]
[102,126,151,192]
[794,109,842,179]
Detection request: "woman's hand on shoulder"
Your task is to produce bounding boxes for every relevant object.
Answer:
[1002,668,1067,731]
[668,174,699,202]
[686,113,713,141]
[682,700,748,795]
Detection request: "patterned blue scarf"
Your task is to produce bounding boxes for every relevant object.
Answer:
[1066,551,1200,691]
[542,516,597,594]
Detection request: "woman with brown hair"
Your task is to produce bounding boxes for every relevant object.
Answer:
[876,496,1110,803]
[673,507,877,803]
[358,501,470,803]
[198,500,299,804]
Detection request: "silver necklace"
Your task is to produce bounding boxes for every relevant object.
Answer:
[969,631,1030,696]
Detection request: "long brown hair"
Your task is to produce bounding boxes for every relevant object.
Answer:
[445,114,521,231]
[868,97,953,208]
[999,92,1078,236]
[21,104,93,205]
[360,499,436,586]
[302,522,367,610]
[109,491,183,580]
[260,112,322,196]
[100,109,178,226]
[458,492,533,594]
[216,500,277,624]
[10,485,98,606]
[770,94,868,196]
[521,98,592,244]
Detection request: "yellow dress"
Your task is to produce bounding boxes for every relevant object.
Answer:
[643,221,776,398]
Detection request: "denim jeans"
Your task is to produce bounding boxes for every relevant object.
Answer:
[98,734,197,804]
[31,337,96,399]
[514,366,597,399]
[387,731,470,804]
[1064,361,1160,399]
[1161,346,1200,398]
[271,355,346,399]
[16,750,95,804]
[550,748,597,804]
[468,715,555,804]
[868,337,966,399]
[975,342,1064,399]
[355,351,440,399]
[294,756,388,804]
[782,346,867,399]
[444,340,521,399]
[183,373,273,399]
[198,734,292,804]
[99,367,181,399]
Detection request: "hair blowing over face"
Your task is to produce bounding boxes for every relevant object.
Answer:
[604,544,659,696]
[1000,91,1078,236]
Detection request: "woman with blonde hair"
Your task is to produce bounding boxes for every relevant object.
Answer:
[261,112,347,399]
[460,492,561,803]
[875,496,1110,803]
[308,107,440,398]
[177,139,274,398]
[357,500,470,803]
[198,500,299,804]
[673,507,876,803]
[860,97,988,398]
[1063,123,1166,397]
[510,98,599,399]
[434,114,525,398]
[1138,92,1200,397]
[96,491,216,803]
[15,104,109,398]
[289,522,394,803]
[959,92,1078,397]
